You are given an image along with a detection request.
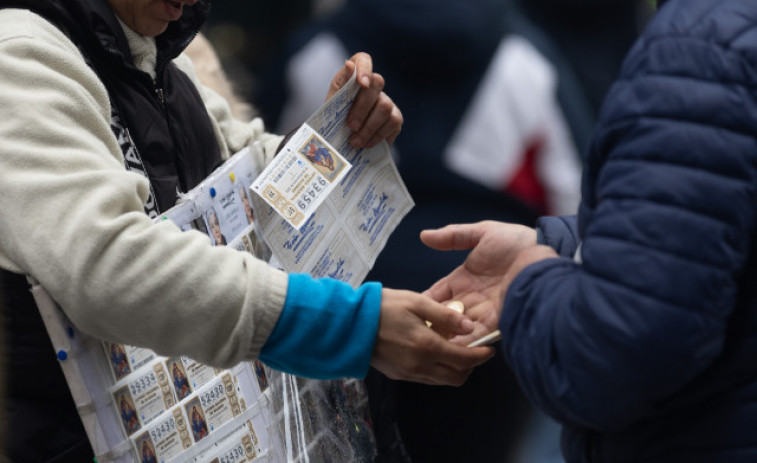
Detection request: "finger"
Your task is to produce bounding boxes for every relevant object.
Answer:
[346,72,385,136]
[420,222,491,252]
[351,94,402,148]
[422,276,454,304]
[325,59,356,101]
[412,297,475,336]
[410,341,494,386]
[379,361,474,387]
[430,342,495,373]
[350,52,373,88]
[361,109,402,149]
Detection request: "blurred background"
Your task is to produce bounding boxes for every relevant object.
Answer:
[203,0,656,116]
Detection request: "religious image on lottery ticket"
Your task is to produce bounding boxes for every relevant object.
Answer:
[103,341,156,382]
[251,125,351,229]
[31,68,408,463]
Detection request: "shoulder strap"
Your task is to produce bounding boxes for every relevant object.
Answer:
[0,0,161,217]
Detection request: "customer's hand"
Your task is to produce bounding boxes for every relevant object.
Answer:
[371,288,494,386]
[421,221,539,340]
[326,52,403,148]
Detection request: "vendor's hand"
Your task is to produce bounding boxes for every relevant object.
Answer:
[326,52,403,149]
[371,288,494,386]
[421,221,538,337]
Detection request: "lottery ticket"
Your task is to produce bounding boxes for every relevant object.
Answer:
[103,341,156,381]
[163,356,221,402]
[251,72,414,287]
[195,420,262,463]
[156,199,204,233]
[156,147,262,247]
[185,373,246,444]
[111,360,175,436]
[251,125,351,229]
[250,360,269,394]
[131,406,192,463]
[228,223,272,261]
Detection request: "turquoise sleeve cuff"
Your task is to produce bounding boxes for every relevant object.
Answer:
[259,273,382,379]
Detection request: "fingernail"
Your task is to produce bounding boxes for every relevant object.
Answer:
[348,119,360,131]
[361,76,370,87]
[461,318,474,333]
[350,135,363,147]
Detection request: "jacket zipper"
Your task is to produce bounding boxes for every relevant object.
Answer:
[154,62,188,192]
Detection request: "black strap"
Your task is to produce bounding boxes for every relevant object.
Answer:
[0,0,161,217]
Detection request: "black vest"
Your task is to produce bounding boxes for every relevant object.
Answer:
[0,0,222,460]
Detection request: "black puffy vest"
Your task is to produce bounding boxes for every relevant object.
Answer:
[0,0,223,460]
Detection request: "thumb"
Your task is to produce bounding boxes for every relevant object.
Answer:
[420,222,487,252]
[412,297,475,336]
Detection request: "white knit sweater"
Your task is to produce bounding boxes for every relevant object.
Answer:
[0,9,289,367]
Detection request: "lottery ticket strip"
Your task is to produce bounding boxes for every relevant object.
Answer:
[33,72,411,462]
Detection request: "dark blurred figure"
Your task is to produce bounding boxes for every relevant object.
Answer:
[202,0,314,103]
[254,0,649,461]
[516,0,652,120]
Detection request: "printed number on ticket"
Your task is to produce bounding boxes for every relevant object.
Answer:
[131,406,192,462]
[111,362,175,436]
[251,124,350,230]
[184,373,246,444]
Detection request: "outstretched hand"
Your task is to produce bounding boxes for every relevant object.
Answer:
[326,52,403,149]
[420,221,540,341]
[371,288,494,386]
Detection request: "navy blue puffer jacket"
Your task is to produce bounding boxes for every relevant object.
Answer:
[500,1,757,461]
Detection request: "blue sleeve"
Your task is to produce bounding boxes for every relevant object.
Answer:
[499,30,757,431]
[535,215,579,258]
[259,273,381,380]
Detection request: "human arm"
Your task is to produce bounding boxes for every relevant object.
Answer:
[0,12,483,384]
[260,275,493,385]
[0,11,289,368]
[498,24,757,430]
[422,16,757,430]
[535,215,580,258]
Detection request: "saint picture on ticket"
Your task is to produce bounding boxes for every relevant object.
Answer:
[252,360,269,392]
[206,208,227,246]
[247,228,272,261]
[185,398,209,442]
[114,386,141,435]
[135,433,157,463]
[238,186,255,224]
[167,358,192,401]
[108,343,131,380]
[299,135,347,182]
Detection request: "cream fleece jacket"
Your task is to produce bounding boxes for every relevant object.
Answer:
[0,9,289,368]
